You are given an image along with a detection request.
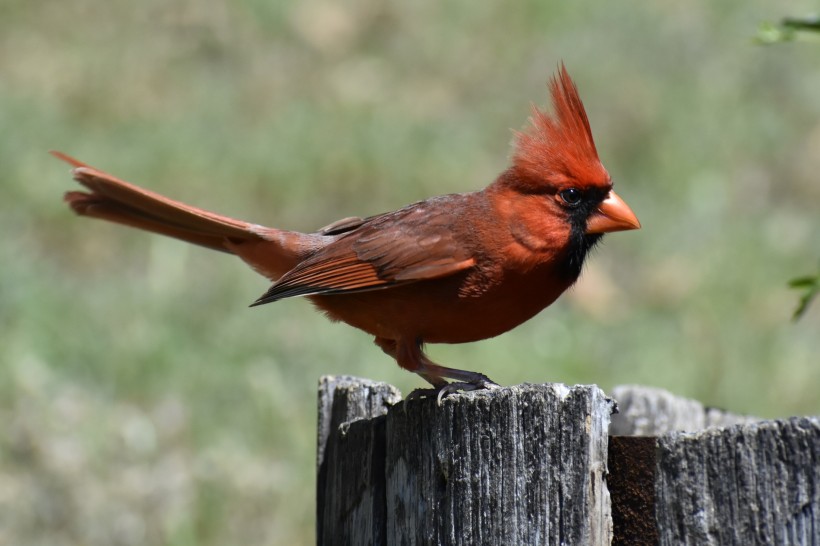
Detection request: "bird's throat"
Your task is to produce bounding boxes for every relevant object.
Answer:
[559,229,602,282]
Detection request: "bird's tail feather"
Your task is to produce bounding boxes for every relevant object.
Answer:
[53,151,270,253]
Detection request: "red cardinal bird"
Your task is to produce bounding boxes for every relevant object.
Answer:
[55,65,639,399]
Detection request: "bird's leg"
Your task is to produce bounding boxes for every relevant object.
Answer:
[378,337,500,404]
[375,337,449,389]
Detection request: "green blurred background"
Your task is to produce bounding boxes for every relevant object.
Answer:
[2,0,818,543]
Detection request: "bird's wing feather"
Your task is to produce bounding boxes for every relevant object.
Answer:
[252,196,476,304]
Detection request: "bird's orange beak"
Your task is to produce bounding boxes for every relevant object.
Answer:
[585,190,641,234]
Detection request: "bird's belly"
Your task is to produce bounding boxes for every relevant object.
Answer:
[310,272,572,344]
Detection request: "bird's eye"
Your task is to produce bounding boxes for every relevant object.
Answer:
[559,188,583,207]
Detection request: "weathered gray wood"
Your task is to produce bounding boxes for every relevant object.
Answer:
[655,416,820,546]
[317,380,614,545]
[316,375,402,546]
[609,384,758,436]
[385,383,615,545]
[318,379,819,544]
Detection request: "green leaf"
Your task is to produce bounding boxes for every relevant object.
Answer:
[788,276,817,288]
[755,15,820,45]
[789,265,820,321]
[782,15,820,32]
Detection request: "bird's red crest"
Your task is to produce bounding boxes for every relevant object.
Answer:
[511,65,609,190]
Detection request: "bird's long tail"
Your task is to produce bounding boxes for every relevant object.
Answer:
[53,151,315,279]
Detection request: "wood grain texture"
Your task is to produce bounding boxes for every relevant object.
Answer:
[316,375,402,546]
[655,416,820,546]
[385,383,614,545]
[386,384,612,544]
[317,379,819,544]
[318,382,613,545]
[317,379,615,545]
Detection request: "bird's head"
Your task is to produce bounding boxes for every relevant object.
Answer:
[500,64,640,238]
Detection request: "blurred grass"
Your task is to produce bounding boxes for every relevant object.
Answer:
[1,0,819,544]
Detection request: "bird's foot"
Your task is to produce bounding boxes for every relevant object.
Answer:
[405,376,500,406]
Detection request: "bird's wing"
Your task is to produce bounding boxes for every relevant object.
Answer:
[252,195,477,304]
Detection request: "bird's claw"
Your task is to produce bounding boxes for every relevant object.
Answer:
[432,380,499,405]
[404,377,500,407]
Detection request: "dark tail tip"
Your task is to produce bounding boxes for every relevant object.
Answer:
[249,294,274,308]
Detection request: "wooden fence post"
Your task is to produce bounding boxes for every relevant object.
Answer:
[317,378,615,545]
[317,379,820,545]
[316,375,402,546]
[607,385,820,546]
[655,417,820,546]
